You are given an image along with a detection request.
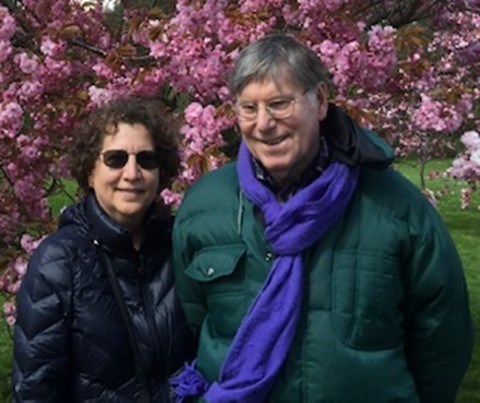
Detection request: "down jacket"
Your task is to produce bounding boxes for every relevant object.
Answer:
[13,193,194,402]
[172,122,473,402]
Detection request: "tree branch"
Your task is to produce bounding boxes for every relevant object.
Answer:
[68,38,108,57]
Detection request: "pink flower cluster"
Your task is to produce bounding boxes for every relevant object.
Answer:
[412,94,463,133]
[0,234,45,325]
[0,0,479,325]
[449,131,480,208]
[318,25,398,94]
[450,131,480,181]
[0,6,15,64]
[178,102,234,186]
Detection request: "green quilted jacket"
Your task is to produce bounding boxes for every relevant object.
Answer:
[173,135,473,403]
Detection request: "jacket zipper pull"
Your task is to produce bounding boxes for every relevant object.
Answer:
[138,257,145,276]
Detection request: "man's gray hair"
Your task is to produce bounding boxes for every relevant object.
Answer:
[228,33,331,98]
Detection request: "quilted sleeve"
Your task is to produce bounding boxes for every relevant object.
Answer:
[171,211,207,340]
[403,198,474,403]
[12,236,73,402]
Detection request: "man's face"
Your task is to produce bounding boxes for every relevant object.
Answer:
[236,76,328,185]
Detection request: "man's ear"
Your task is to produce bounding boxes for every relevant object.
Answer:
[316,82,329,122]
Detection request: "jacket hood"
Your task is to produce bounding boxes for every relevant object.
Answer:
[322,104,394,169]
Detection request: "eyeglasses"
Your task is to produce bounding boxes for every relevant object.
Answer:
[235,90,309,122]
[100,150,160,170]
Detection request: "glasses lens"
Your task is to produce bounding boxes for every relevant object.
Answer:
[102,150,128,168]
[136,151,159,170]
[235,104,257,121]
[268,99,294,119]
[235,98,296,121]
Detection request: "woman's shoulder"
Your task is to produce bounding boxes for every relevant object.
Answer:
[26,223,92,283]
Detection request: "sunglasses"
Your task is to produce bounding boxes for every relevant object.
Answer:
[100,150,160,170]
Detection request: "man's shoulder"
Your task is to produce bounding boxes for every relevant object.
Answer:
[358,166,439,225]
[360,166,425,201]
[195,161,237,185]
[185,161,238,198]
[177,162,239,214]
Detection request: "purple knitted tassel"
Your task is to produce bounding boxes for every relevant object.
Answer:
[172,142,359,402]
[170,361,209,402]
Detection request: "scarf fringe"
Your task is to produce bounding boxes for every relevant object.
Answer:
[170,361,209,402]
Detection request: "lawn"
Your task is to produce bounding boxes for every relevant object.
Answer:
[0,160,478,402]
[0,294,12,401]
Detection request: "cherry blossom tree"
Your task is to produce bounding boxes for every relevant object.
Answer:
[1,0,479,325]
[450,130,480,208]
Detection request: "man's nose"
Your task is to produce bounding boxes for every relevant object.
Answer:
[255,105,276,131]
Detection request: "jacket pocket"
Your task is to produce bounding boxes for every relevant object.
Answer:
[332,250,404,350]
[185,244,246,283]
[185,244,247,337]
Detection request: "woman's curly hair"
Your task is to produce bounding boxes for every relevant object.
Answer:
[69,96,181,193]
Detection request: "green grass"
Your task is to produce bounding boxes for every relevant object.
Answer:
[0,294,12,401]
[47,179,78,216]
[0,161,478,402]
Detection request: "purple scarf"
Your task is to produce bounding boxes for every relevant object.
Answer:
[172,142,359,402]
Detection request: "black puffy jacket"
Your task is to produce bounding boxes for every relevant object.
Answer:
[12,194,194,402]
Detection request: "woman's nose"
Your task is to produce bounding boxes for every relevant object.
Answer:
[123,155,141,179]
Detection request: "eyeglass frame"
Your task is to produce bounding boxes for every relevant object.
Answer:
[234,88,311,122]
[99,149,160,170]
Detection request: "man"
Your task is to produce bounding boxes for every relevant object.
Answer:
[171,33,473,403]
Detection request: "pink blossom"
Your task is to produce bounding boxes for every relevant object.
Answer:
[461,131,480,148]
[15,52,39,74]
[0,6,16,41]
[88,86,115,106]
[150,40,167,59]
[0,40,12,63]
[40,36,66,57]
[161,188,183,207]
[460,187,473,209]
[18,80,43,101]
[4,301,17,317]
[318,40,341,58]
[0,0,479,325]
[450,130,480,197]
[471,149,480,165]
[0,101,23,137]
[422,188,438,207]
[20,145,41,161]
[184,102,204,122]
[412,95,463,133]
[92,62,114,79]
[6,315,16,326]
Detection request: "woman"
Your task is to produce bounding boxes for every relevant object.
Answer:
[12,96,194,402]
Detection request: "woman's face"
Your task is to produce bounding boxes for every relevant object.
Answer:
[236,76,328,185]
[88,123,159,232]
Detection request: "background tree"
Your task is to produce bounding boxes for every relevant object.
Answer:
[0,0,479,324]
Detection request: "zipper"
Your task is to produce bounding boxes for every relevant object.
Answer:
[138,259,167,376]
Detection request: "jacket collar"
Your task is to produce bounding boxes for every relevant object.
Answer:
[322,104,394,169]
[251,104,393,200]
[60,192,171,256]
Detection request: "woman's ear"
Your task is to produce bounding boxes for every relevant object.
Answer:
[87,171,95,189]
[316,82,329,122]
